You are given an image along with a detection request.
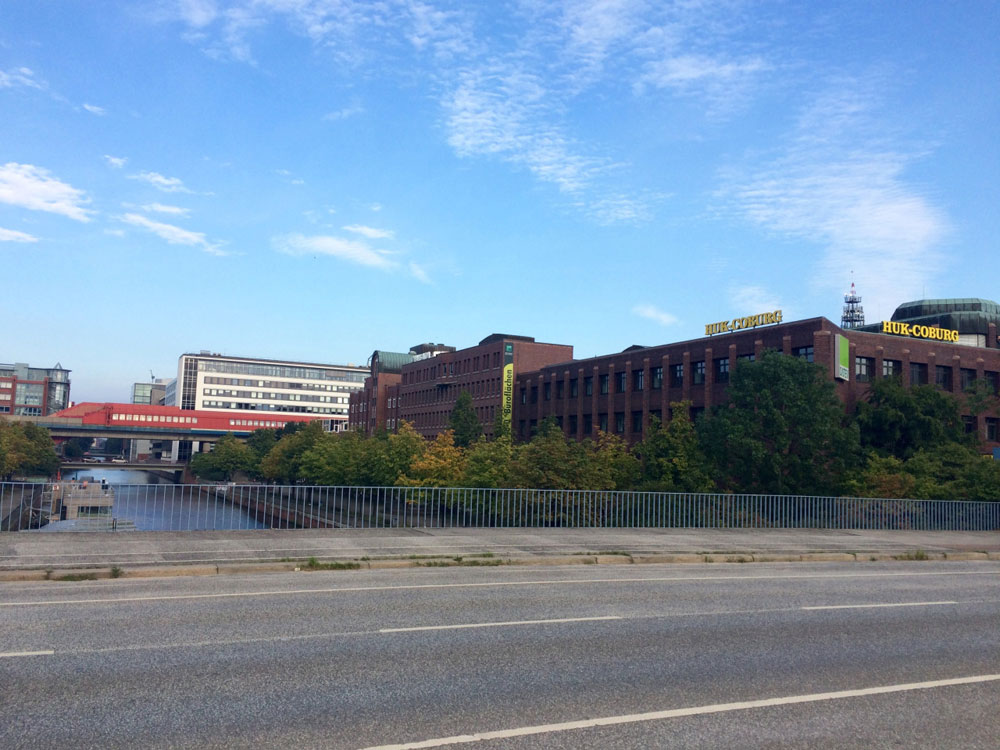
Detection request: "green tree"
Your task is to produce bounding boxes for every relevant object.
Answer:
[586,431,640,490]
[634,406,713,492]
[844,453,918,499]
[511,418,595,489]
[462,434,513,488]
[63,436,93,459]
[190,434,256,481]
[0,420,59,479]
[699,352,860,495]
[448,391,482,448]
[398,430,466,487]
[260,421,324,483]
[855,377,966,459]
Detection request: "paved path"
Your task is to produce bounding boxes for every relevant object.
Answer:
[2,561,999,748]
[2,528,999,576]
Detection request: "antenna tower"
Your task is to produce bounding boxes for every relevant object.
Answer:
[841,277,865,329]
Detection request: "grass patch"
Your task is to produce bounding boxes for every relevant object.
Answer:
[726,556,750,563]
[303,557,360,571]
[893,549,929,561]
[109,566,125,579]
[596,550,632,557]
[57,573,98,581]
[703,556,714,563]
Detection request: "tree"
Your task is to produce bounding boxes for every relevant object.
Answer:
[0,420,59,479]
[634,406,713,492]
[448,391,481,448]
[190,434,256,481]
[398,430,466,487]
[511,418,593,489]
[462,434,513,488]
[698,352,860,495]
[586,431,640,490]
[855,377,966,459]
[63,436,93,459]
[260,421,324,483]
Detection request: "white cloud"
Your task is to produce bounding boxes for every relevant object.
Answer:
[274,233,397,271]
[408,261,431,284]
[104,155,127,169]
[0,163,93,222]
[632,303,678,327]
[141,202,190,216]
[721,79,949,308]
[323,104,364,121]
[0,226,38,243]
[0,66,43,90]
[128,171,192,193]
[178,0,218,28]
[368,203,382,212]
[104,228,126,237]
[82,103,106,115]
[729,285,782,314]
[120,213,224,255]
[343,224,394,239]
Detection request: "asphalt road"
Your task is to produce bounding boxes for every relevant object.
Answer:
[2,561,999,749]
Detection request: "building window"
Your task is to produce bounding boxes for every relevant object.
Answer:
[692,361,705,385]
[690,406,704,421]
[911,362,928,386]
[986,371,999,395]
[737,353,755,363]
[651,366,663,390]
[543,382,551,401]
[614,372,626,393]
[987,418,998,442]
[584,376,593,396]
[632,369,644,391]
[600,374,609,395]
[714,358,729,384]
[961,368,977,390]
[530,386,538,404]
[792,346,814,363]
[670,363,684,387]
[568,414,578,434]
[935,365,953,390]
[599,413,609,432]
[555,380,564,399]
[583,416,592,435]
[631,410,643,433]
[855,356,875,383]
[883,359,902,378]
[569,378,578,397]
[614,412,625,433]
[962,415,977,434]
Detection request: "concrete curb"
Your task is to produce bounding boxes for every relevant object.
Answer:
[2,549,998,582]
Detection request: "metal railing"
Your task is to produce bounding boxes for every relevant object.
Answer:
[2,482,998,532]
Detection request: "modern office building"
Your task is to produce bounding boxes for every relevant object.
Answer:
[379,334,574,440]
[0,362,70,416]
[515,301,1000,452]
[129,379,171,460]
[349,343,455,434]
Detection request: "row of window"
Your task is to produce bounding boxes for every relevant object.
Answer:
[403,350,505,384]
[112,414,199,424]
[203,376,359,392]
[517,407,707,439]
[227,419,293,428]
[857,359,1000,392]
[195,358,366,382]
[200,400,347,415]
[202,388,348,404]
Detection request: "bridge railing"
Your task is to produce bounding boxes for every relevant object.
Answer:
[2,482,999,532]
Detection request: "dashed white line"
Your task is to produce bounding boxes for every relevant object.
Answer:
[0,650,54,658]
[379,616,621,633]
[357,674,1000,749]
[803,601,957,610]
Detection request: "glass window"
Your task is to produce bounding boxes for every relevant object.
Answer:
[692,361,705,385]
[714,358,729,384]
[543,382,551,401]
[962,416,977,434]
[792,346,814,362]
[935,365,953,390]
[961,368,976,390]
[631,410,643,433]
[670,363,684,387]
[568,414,578,434]
[986,371,999,395]
[614,412,624,433]
[530,386,538,404]
[987,418,998,442]
[583,416,592,435]
[651,366,663,390]
[882,359,902,378]
[519,388,526,405]
[584,376,593,396]
[911,362,928,385]
[600,374,609,395]
[632,369,644,391]
[855,356,875,383]
[599,413,608,432]
[555,380,564,399]
[615,372,626,393]
[737,353,755,363]
[569,378,578,397]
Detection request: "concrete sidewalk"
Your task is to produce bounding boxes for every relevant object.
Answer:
[2,527,999,579]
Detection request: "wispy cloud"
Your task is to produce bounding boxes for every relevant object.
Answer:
[368,203,382,212]
[720,78,949,308]
[274,233,397,271]
[0,226,38,243]
[128,171,192,193]
[632,303,678,327]
[343,224,394,239]
[120,212,224,255]
[275,168,304,185]
[729,284,782,314]
[0,162,93,222]
[104,155,127,169]
[323,104,364,121]
[141,202,190,216]
[0,66,44,90]
[82,103,106,115]
[408,261,431,284]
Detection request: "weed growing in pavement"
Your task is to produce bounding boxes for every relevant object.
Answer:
[57,573,98,581]
[894,549,929,561]
[303,557,360,571]
[109,566,125,578]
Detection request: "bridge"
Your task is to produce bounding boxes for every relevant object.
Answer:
[59,460,185,473]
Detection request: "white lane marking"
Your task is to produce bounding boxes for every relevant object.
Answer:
[803,601,957,611]
[1,570,995,608]
[380,616,621,633]
[0,650,54,658]
[358,674,1000,750]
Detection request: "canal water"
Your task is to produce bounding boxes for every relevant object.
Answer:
[61,469,266,531]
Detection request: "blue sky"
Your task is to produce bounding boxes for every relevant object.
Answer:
[2,1,997,402]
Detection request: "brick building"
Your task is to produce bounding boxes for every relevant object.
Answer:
[384,334,574,440]
[515,308,1000,453]
[0,362,70,416]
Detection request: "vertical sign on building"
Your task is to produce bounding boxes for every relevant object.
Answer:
[834,334,850,380]
[501,343,514,432]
